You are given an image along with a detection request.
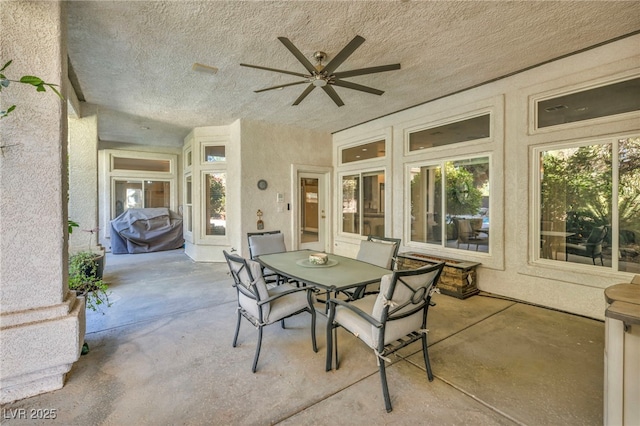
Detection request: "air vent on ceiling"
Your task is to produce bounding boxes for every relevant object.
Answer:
[192,63,218,74]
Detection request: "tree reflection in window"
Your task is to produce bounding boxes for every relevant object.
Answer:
[539,136,639,272]
[410,157,489,250]
[206,172,226,236]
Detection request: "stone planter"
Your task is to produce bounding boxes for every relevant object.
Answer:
[397,252,480,299]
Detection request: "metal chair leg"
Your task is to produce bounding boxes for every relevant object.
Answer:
[310,307,318,353]
[325,324,333,371]
[334,327,339,370]
[378,359,393,412]
[252,326,263,373]
[422,333,434,381]
[232,310,241,347]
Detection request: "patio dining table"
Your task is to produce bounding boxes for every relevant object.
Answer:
[256,250,391,293]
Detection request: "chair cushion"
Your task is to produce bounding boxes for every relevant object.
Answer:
[249,233,286,257]
[356,240,395,269]
[266,284,310,324]
[334,296,378,348]
[234,259,271,321]
[370,271,438,347]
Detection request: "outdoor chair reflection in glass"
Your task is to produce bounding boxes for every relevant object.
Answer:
[326,262,445,412]
[455,218,488,251]
[561,226,608,265]
[224,251,317,373]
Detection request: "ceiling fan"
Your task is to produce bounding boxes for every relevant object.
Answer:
[240,35,401,107]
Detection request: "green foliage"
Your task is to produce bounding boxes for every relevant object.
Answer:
[541,137,640,238]
[441,162,483,218]
[69,251,111,312]
[0,60,64,119]
[208,175,226,217]
[68,219,79,234]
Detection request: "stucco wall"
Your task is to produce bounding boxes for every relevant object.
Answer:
[239,118,332,256]
[0,0,84,403]
[68,103,98,253]
[332,35,640,320]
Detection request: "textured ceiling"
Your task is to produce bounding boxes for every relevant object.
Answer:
[66,1,640,147]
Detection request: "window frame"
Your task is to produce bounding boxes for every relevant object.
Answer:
[531,134,639,274]
[183,173,193,242]
[337,167,388,239]
[404,108,493,157]
[200,171,227,239]
[199,139,228,242]
[404,153,493,256]
[338,136,387,167]
[529,71,640,135]
[201,143,227,164]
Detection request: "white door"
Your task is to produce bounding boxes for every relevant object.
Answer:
[298,172,328,251]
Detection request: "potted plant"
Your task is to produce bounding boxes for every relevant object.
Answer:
[69,227,109,311]
[68,251,110,312]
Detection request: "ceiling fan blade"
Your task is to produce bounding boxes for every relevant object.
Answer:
[240,63,308,78]
[332,79,384,96]
[255,81,308,93]
[333,63,401,79]
[322,35,365,75]
[277,37,318,75]
[292,84,315,105]
[322,85,345,107]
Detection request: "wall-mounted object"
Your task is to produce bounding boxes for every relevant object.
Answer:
[257,179,268,190]
[257,209,264,230]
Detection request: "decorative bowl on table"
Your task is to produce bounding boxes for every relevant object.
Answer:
[308,253,328,265]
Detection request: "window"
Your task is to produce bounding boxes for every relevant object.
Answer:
[113,180,170,217]
[410,157,490,252]
[537,136,639,273]
[341,140,385,164]
[537,77,640,129]
[409,113,490,152]
[203,145,226,163]
[185,175,192,234]
[113,157,171,172]
[205,172,226,236]
[185,149,192,168]
[341,171,385,237]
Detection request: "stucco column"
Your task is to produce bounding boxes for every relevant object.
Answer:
[68,103,100,253]
[0,1,85,403]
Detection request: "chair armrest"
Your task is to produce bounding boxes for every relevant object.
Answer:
[327,298,382,328]
[257,285,314,306]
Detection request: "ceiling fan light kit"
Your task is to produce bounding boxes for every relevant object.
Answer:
[240,35,401,106]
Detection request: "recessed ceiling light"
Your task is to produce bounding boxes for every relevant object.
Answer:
[192,63,218,74]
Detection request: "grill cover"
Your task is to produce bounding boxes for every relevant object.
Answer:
[110,208,184,254]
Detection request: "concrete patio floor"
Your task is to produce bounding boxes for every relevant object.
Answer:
[2,249,605,425]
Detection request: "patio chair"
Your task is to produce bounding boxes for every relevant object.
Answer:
[455,218,488,251]
[248,230,286,284]
[349,236,401,299]
[223,250,317,373]
[561,225,607,265]
[325,262,445,412]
